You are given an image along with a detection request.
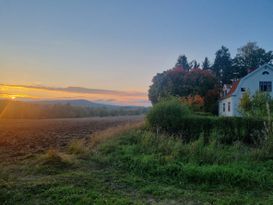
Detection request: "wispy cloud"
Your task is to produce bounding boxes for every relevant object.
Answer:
[0,84,150,106]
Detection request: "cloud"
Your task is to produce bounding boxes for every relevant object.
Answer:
[0,84,146,96]
[0,83,151,106]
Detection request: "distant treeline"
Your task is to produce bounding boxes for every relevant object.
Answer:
[0,100,149,119]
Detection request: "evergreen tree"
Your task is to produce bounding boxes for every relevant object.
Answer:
[191,60,200,69]
[175,55,191,71]
[212,46,233,85]
[202,57,211,70]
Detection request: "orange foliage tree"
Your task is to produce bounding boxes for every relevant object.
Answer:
[180,95,205,111]
[148,66,219,114]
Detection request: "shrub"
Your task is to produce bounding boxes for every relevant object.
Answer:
[146,98,266,144]
[239,91,273,117]
[146,98,191,133]
[255,104,273,159]
[147,105,265,144]
[179,116,265,144]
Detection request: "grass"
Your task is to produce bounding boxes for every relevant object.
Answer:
[89,122,144,149]
[93,129,273,203]
[68,139,88,156]
[1,123,273,204]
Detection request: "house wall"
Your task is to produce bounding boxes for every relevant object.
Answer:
[232,65,273,116]
[219,64,273,117]
[219,97,233,116]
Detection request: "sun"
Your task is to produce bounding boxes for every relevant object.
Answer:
[11,96,16,100]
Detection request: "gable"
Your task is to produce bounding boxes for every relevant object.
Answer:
[241,64,273,81]
[234,64,273,96]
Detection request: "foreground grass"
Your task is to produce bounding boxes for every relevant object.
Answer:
[1,125,273,204]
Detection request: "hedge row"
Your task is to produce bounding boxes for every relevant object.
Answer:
[146,99,266,144]
[150,116,266,145]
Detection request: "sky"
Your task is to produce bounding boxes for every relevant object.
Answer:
[0,0,273,106]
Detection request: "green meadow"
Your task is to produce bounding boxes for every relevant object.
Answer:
[1,123,273,205]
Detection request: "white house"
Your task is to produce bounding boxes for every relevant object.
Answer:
[219,64,273,116]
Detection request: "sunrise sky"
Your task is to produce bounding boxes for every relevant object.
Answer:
[1,0,273,106]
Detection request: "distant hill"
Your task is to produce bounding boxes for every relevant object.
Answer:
[32,99,145,109]
[34,99,118,108]
[0,99,149,119]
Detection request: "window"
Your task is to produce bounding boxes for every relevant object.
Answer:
[262,71,269,75]
[223,103,226,112]
[228,102,231,112]
[241,88,246,92]
[259,81,272,92]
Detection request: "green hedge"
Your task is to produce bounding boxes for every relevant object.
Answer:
[148,115,265,144]
[146,98,191,133]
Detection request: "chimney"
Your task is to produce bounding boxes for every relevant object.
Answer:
[247,67,255,74]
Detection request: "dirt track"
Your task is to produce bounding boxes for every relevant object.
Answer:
[0,115,144,162]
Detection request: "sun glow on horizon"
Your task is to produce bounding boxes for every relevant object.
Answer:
[0,84,150,106]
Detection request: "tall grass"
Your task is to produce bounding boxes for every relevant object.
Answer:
[95,129,273,189]
[64,121,144,159]
[89,122,144,149]
[254,103,273,160]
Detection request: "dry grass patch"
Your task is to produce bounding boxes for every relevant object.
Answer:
[39,149,74,167]
[68,139,88,155]
[89,121,144,149]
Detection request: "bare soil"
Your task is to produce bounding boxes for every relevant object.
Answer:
[0,115,144,162]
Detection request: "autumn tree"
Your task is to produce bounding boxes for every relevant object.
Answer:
[148,67,219,113]
[180,95,204,111]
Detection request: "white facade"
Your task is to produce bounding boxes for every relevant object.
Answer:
[219,64,273,116]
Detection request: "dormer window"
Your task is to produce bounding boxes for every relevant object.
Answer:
[259,81,272,92]
[262,71,269,75]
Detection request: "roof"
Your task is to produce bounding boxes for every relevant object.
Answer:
[220,80,240,100]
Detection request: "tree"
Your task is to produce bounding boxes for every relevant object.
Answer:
[202,57,211,70]
[233,42,273,78]
[148,70,176,104]
[239,91,273,117]
[146,98,191,133]
[148,67,219,113]
[239,91,252,116]
[212,46,233,85]
[180,95,204,111]
[190,60,200,69]
[175,55,191,71]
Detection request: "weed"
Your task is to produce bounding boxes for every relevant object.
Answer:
[39,149,73,168]
[68,139,88,156]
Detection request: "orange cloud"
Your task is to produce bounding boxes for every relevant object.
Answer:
[0,84,150,106]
